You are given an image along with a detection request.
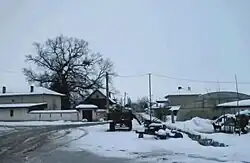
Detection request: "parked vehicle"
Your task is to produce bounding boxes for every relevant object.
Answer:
[107,108,141,131]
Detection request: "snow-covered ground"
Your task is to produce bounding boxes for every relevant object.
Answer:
[166,117,214,134]
[59,119,250,163]
[0,120,108,127]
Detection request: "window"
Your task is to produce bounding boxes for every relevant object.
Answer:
[12,99,15,103]
[10,110,14,117]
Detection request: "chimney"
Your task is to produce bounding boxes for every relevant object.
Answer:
[2,86,6,94]
[30,86,34,93]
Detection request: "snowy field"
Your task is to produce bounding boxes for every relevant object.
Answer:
[0,120,108,127]
[60,119,250,163]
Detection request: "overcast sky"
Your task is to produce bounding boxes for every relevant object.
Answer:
[1,0,250,101]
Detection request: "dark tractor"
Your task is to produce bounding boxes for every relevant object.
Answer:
[107,108,141,131]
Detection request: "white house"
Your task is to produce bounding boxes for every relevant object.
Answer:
[0,85,65,121]
[75,89,117,122]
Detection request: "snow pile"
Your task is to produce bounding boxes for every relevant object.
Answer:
[156,129,167,136]
[166,117,214,134]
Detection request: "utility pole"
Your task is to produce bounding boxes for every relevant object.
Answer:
[235,74,240,136]
[106,72,110,112]
[235,75,240,114]
[123,92,127,107]
[148,73,152,122]
[217,80,221,104]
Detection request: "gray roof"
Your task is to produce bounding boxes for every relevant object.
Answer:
[0,86,65,97]
[217,99,250,107]
[0,103,47,109]
[196,91,250,101]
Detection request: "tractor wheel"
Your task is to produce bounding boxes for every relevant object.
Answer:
[109,122,115,131]
[127,120,132,131]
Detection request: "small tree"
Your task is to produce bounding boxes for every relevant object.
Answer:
[23,35,115,108]
[126,97,132,107]
[137,96,149,111]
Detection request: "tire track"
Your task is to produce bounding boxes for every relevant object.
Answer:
[0,123,106,163]
[36,128,88,153]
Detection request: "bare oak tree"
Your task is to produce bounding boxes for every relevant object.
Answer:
[23,35,115,109]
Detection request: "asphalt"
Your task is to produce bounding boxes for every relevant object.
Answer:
[0,124,142,163]
[26,149,133,163]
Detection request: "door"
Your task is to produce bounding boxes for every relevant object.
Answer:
[82,110,93,122]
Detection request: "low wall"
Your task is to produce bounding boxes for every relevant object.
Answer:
[29,112,79,121]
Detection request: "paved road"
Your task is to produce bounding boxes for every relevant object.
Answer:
[0,125,141,163]
[0,126,62,163]
[26,149,133,163]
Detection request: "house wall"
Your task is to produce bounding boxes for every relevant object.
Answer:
[0,95,61,110]
[0,108,79,121]
[176,108,216,121]
[31,112,79,121]
[0,108,35,121]
[176,92,250,121]
[166,95,199,107]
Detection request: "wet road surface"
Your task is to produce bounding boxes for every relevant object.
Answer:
[0,125,141,163]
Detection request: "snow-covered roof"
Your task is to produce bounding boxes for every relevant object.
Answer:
[76,104,98,109]
[236,110,250,116]
[0,86,65,97]
[0,103,47,108]
[169,105,181,111]
[96,109,106,112]
[152,103,166,109]
[217,99,250,107]
[98,89,117,104]
[30,110,78,114]
[156,98,168,103]
[165,91,200,97]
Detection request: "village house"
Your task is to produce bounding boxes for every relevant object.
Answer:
[148,90,250,122]
[76,89,117,122]
[0,85,65,121]
[176,91,250,121]
[215,99,250,115]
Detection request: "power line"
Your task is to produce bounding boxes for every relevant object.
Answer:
[115,73,148,78]
[153,73,250,85]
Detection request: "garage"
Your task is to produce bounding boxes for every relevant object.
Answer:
[76,104,98,122]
